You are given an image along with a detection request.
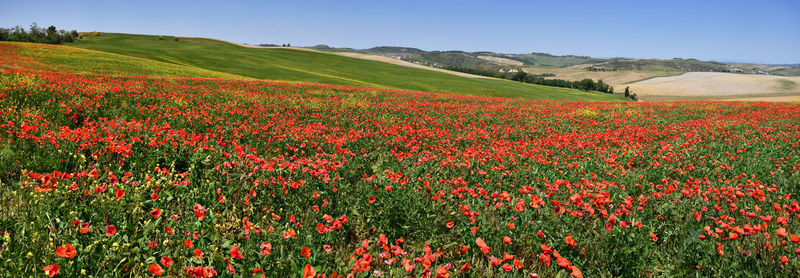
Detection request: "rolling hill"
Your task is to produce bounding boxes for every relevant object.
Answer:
[51,33,622,101]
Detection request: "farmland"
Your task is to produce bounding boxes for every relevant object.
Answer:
[62,34,622,101]
[1,61,800,277]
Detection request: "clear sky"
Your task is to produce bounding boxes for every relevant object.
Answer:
[1,0,798,64]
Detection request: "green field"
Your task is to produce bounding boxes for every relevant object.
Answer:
[57,33,624,100]
[0,41,248,79]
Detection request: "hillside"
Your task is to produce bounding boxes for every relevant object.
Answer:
[309,45,800,79]
[61,33,622,101]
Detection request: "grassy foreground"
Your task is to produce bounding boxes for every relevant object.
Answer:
[1,69,799,277]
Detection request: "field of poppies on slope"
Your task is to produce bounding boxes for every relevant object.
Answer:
[0,68,799,277]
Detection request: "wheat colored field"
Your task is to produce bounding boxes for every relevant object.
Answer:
[522,65,681,88]
[628,72,800,101]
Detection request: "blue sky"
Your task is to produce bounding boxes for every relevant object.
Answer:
[1,0,798,64]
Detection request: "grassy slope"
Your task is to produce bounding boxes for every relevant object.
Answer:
[66,33,625,101]
[0,41,247,79]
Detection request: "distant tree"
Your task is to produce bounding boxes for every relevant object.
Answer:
[608,86,614,94]
[0,23,78,44]
[576,79,595,91]
[510,71,528,82]
[46,25,59,44]
[624,86,630,97]
[287,43,291,47]
[158,36,164,40]
[174,36,180,41]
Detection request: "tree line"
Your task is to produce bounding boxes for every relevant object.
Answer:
[511,71,614,93]
[0,23,79,44]
[446,66,616,94]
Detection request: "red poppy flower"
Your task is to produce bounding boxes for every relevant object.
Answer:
[476,237,491,254]
[43,264,59,277]
[230,244,243,260]
[114,188,125,200]
[301,246,311,259]
[194,248,204,259]
[55,244,76,259]
[160,256,173,267]
[260,241,272,255]
[193,204,206,220]
[106,225,116,237]
[253,268,265,278]
[302,264,316,278]
[149,264,164,276]
[149,208,162,219]
[649,232,658,242]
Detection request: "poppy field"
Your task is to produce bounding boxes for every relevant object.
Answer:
[1,68,800,277]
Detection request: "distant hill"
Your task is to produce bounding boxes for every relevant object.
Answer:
[307,45,800,77]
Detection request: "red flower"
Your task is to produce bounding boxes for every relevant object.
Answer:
[283,228,296,240]
[252,268,265,278]
[565,233,577,248]
[368,196,376,204]
[402,258,415,273]
[55,244,76,259]
[43,264,59,277]
[301,246,311,259]
[230,244,243,260]
[160,256,173,267]
[149,208,162,219]
[649,232,658,242]
[193,204,206,220]
[194,249,204,259]
[149,264,164,276]
[303,264,316,278]
[114,188,125,200]
[106,225,116,237]
[184,239,193,248]
[79,222,89,234]
[260,241,272,255]
[476,237,491,254]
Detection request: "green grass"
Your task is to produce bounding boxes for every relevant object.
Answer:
[63,33,625,101]
[0,41,247,79]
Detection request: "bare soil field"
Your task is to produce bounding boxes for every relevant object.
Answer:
[628,72,800,101]
[523,65,681,88]
[477,55,524,66]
